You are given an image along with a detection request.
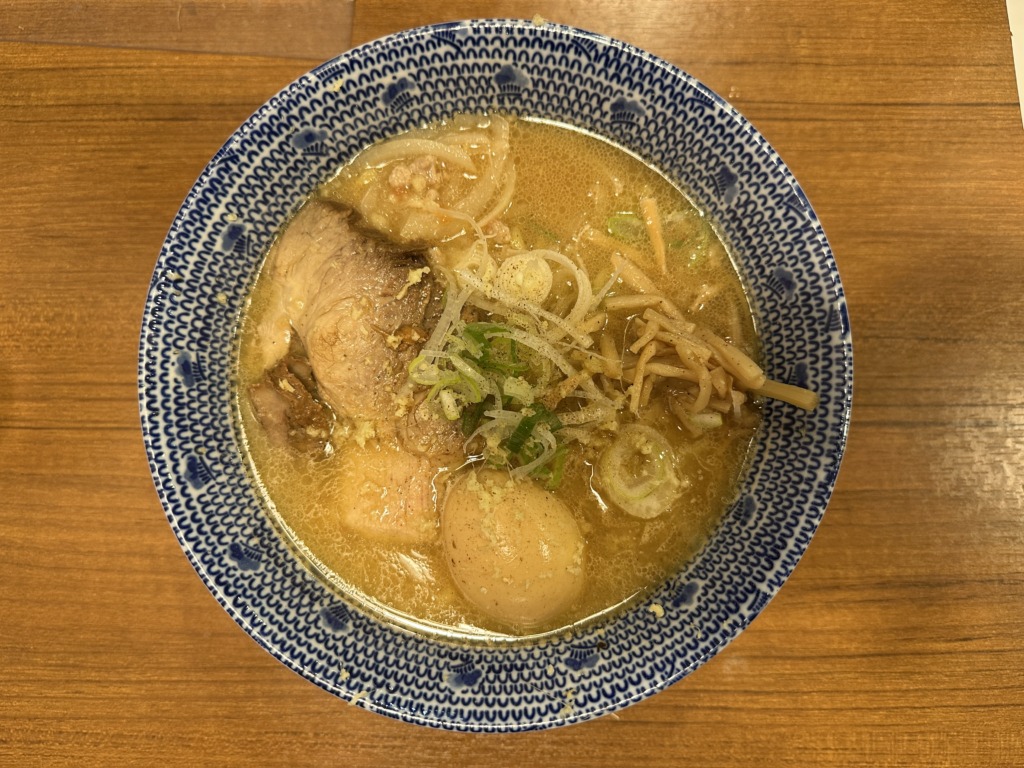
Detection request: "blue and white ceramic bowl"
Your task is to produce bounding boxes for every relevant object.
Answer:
[139,19,852,731]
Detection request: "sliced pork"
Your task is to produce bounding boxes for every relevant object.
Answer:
[249,200,461,543]
[248,350,332,457]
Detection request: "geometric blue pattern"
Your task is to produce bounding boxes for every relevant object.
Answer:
[138,19,853,732]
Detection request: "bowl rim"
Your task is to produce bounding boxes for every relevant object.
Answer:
[139,17,853,732]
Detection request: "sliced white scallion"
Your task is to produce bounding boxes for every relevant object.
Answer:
[510,424,559,478]
[495,252,554,305]
[527,249,595,345]
[421,285,473,357]
[438,389,462,421]
[447,354,491,401]
[502,375,535,405]
[597,424,682,519]
[454,268,595,350]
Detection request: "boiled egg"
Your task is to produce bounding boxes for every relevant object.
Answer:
[442,468,585,628]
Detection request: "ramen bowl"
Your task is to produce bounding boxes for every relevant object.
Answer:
[139,19,852,731]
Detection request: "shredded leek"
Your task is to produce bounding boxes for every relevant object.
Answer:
[405,310,584,485]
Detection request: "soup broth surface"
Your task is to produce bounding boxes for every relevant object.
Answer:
[237,116,761,640]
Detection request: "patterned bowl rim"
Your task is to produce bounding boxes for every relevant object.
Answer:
[139,18,853,732]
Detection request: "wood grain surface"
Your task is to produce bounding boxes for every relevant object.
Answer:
[2,1,1022,765]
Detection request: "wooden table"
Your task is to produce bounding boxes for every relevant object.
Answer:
[3,1,1022,765]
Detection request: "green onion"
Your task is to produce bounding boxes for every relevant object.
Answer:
[502,404,561,456]
[479,337,528,376]
[607,212,645,241]
[463,321,508,343]
[438,389,462,421]
[597,424,681,519]
[405,290,583,483]
[448,354,487,403]
[460,398,491,436]
[408,354,442,385]
[460,322,498,358]
[426,372,462,401]
[533,443,568,489]
[512,423,559,478]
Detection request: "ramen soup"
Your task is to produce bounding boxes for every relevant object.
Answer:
[237,114,818,640]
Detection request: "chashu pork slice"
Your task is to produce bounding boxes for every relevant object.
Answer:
[256,199,432,423]
[251,199,462,543]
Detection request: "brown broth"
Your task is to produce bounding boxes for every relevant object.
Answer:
[236,116,760,641]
